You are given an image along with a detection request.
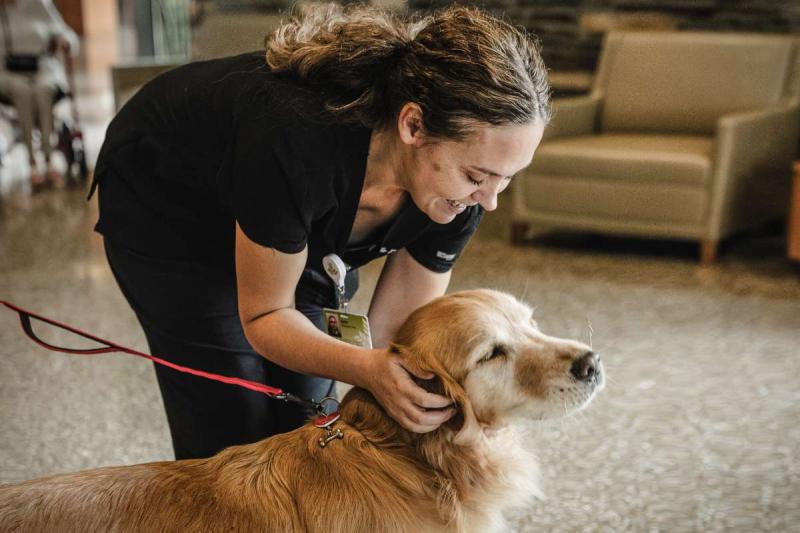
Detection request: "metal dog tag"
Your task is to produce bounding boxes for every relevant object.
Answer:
[314,411,344,448]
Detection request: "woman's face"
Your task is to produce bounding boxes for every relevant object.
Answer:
[398,108,545,224]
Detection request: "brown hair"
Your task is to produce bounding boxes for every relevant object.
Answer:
[265,2,551,139]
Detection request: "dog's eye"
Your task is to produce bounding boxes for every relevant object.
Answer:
[478,345,507,365]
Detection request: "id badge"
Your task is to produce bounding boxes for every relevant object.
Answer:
[323,308,373,349]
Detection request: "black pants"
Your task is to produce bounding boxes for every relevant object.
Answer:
[103,238,358,460]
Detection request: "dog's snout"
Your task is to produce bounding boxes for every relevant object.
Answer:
[570,351,599,382]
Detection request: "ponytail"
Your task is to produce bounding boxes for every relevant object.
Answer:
[265,3,551,138]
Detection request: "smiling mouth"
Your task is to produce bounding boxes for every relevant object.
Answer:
[446,199,466,209]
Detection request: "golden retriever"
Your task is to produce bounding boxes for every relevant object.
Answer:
[0,289,604,532]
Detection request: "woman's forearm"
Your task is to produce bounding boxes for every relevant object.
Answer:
[242,308,375,389]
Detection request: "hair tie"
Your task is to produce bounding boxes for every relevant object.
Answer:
[386,40,413,69]
[404,39,421,57]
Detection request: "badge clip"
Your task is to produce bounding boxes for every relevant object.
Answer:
[321,254,372,349]
[322,253,349,311]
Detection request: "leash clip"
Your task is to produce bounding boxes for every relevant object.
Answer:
[314,396,340,415]
[274,392,319,413]
[274,394,339,418]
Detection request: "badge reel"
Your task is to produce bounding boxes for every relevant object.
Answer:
[322,254,373,349]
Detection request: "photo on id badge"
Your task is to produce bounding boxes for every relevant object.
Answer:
[323,309,373,349]
[321,253,373,349]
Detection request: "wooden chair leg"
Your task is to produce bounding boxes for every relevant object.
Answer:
[511,221,530,245]
[700,240,718,266]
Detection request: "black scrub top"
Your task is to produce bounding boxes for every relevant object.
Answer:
[91,52,483,275]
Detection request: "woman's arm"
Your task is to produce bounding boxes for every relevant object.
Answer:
[235,224,454,432]
[368,249,451,349]
[235,223,371,388]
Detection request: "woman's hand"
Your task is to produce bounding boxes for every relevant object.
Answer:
[361,348,455,433]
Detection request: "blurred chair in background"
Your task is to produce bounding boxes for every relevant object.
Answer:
[512,31,800,264]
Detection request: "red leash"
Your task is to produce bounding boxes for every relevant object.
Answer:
[0,300,321,412]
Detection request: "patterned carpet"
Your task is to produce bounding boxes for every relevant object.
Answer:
[1,188,798,531]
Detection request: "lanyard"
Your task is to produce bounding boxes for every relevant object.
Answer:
[0,300,326,413]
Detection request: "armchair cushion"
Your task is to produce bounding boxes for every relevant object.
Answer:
[519,175,707,230]
[532,133,714,186]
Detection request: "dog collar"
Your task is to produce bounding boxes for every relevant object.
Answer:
[314,411,344,448]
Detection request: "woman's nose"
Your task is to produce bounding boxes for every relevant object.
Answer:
[471,181,502,211]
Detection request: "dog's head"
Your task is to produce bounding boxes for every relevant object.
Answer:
[391,289,604,443]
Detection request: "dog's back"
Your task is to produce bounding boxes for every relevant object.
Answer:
[0,390,445,533]
[0,426,362,532]
[0,448,288,532]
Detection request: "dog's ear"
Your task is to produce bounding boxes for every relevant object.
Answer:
[395,345,477,439]
[411,374,445,396]
[438,377,477,440]
[411,374,465,433]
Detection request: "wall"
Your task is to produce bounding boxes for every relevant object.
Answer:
[408,0,800,93]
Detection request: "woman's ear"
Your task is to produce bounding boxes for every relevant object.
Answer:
[396,102,426,146]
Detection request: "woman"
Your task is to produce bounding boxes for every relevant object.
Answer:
[90,3,551,460]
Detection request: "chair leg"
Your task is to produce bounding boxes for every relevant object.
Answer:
[700,240,718,265]
[511,221,530,245]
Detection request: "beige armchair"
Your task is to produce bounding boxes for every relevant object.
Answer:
[512,31,800,264]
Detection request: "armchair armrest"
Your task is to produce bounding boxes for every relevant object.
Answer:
[709,104,800,238]
[541,93,602,142]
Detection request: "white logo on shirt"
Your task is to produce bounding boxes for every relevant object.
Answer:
[379,247,397,255]
[436,251,456,261]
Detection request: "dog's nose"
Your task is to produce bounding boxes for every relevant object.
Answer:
[570,351,599,382]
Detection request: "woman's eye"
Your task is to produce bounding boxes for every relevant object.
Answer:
[466,174,483,186]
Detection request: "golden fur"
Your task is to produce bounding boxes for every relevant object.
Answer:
[0,289,604,532]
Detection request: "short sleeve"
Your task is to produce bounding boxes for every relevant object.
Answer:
[406,206,484,273]
[230,117,312,253]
